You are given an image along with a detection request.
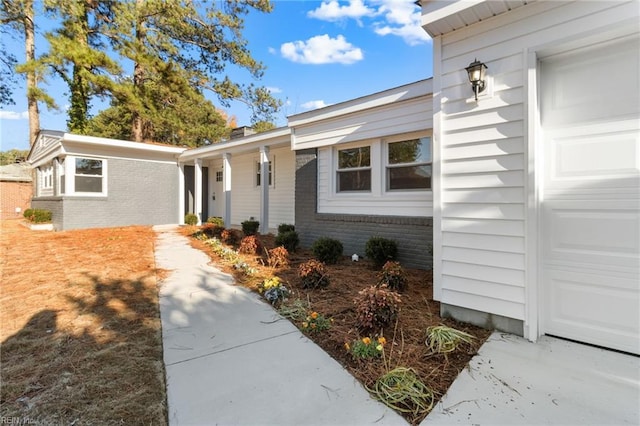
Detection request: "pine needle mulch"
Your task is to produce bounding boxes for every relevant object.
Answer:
[184,227,491,425]
[0,220,167,425]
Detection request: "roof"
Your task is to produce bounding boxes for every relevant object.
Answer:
[422,0,533,37]
[0,163,32,182]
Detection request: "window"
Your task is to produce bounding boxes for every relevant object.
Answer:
[215,170,223,182]
[337,146,371,192]
[41,164,53,190]
[386,137,431,190]
[74,158,104,193]
[256,161,272,186]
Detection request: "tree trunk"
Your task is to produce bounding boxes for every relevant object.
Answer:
[131,0,145,142]
[24,0,39,146]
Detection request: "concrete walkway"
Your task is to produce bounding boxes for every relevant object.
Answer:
[154,225,405,425]
[422,332,640,425]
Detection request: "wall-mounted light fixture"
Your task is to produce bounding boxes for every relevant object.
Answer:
[465,59,488,101]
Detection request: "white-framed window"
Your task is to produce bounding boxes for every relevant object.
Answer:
[72,157,106,195]
[385,137,431,191]
[41,164,53,190]
[336,145,371,192]
[215,170,223,182]
[256,160,273,187]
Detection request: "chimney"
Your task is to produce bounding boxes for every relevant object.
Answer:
[230,126,256,140]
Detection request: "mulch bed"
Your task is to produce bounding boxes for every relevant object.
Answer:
[184,226,491,425]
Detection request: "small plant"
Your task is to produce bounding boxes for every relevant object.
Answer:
[258,277,289,305]
[23,208,52,223]
[267,246,289,268]
[301,311,332,333]
[298,259,329,289]
[184,213,199,225]
[277,298,310,321]
[275,230,299,252]
[201,223,224,238]
[239,235,262,255]
[368,367,435,418]
[206,216,225,227]
[377,261,408,292]
[347,336,387,360]
[365,237,398,268]
[311,237,343,264]
[354,285,401,331]
[277,223,295,234]
[220,229,240,246]
[425,325,475,356]
[241,219,260,236]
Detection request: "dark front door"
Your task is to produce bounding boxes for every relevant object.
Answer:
[184,165,209,221]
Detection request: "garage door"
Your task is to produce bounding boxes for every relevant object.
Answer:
[540,36,640,354]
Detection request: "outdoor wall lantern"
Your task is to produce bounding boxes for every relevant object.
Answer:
[465,59,488,101]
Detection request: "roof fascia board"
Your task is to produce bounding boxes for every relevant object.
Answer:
[288,79,432,127]
[422,0,485,37]
[62,133,186,155]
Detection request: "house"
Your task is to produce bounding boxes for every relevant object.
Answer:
[422,0,639,354]
[0,162,33,219]
[289,79,433,269]
[27,131,186,230]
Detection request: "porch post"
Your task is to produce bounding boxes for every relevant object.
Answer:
[223,153,232,228]
[194,158,203,225]
[259,145,269,234]
[178,163,185,225]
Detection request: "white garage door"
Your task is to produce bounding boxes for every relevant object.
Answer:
[540,36,640,354]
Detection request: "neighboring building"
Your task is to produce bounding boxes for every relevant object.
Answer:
[289,80,434,269]
[0,162,33,220]
[27,131,186,231]
[422,0,639,354]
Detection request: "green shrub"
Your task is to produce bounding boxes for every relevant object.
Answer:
[275,230,299,252]
[298,259,329,289]
[241,219,260,236]
[277,223,295,234]
[206,216,224,227]
[377,261,408,292]
[311,237,343,264]
[184,213,198,225]
[354,285,401,331]
[365,237,398,268]
[24,208,52,223]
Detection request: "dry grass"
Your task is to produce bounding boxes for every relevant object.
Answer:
[185,227,491,425]
[0,220,166,425]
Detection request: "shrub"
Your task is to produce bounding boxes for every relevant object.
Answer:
[277,223,295,234]
[301,311,332,333]
[184,213,198,225]
[206,216,225,227]
[239,235,262,255]
[311,237,343,264]
[347,336,387,360]
[241,219,260,236]
[354,285,401,331]
[377,261,408,292]
[24,208,52,223]
[201,223,224,238]
[298,259,329,289]
[267,246,289,268]
[275,230,299,252]
[220,228,240,246]
[365,237,398,268]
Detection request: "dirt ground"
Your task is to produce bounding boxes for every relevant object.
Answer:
[0,220,166,425]
[185,226,491,425]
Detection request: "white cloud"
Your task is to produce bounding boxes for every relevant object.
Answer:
[266,86,282,94]
[308,0,376,25]
[268,46,277,55]
[281,34,363,65]
[301,100,328,110]
[372,0,430,46]
[0,110,29,120]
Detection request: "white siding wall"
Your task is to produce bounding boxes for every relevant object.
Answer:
[230,147,295,229]
[434,1,638,322]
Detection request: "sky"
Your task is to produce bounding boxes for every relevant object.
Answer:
[0,0,433,152]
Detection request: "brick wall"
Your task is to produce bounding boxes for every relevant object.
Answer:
[0,181,33,220]
[295,149,433,270]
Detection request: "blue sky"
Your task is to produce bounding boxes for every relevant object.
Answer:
[0,0,433,151]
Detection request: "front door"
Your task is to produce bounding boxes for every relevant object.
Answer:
[539,36,640,354]
[184,165,209,221]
